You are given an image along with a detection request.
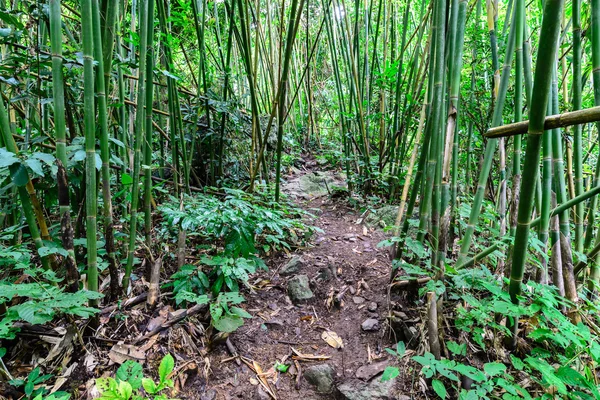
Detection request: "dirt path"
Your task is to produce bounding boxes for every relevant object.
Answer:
[203,167,407,399]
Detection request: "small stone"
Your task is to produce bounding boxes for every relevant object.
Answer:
[280,256,305,276]
[355,360,388,381]
[361,318,380,331]
[338,378,395,399]
[304,364,335,393]
[200,389,217,400]
[349,286,356,295]
[367,302,378,311]
[353,296,365,304]
[288,275,314,304]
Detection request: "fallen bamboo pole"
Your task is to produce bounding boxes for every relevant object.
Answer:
[485,106,600,138]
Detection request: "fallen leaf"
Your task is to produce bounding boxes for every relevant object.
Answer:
[108,343,146,364]
[84,353,97,373]
[321,330,344,349]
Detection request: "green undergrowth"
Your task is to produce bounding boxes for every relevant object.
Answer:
[158,187,318,332]
[380,234,600,399]
[0,245,102,340]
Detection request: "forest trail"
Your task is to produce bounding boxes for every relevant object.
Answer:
[202,163,410,399]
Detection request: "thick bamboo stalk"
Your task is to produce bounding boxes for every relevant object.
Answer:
[124,0,150,291]
[508,0,564,344]
[92,0,119,301]
[82,0,99,304]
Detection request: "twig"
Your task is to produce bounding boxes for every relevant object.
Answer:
[132,303,208,344]
[226,338,242,366]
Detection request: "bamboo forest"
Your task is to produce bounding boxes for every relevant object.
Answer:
[6,0,600,398]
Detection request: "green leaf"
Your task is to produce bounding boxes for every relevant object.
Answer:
[0,347,6,358]
[396,341,406,357]
[447,341,467,356]
[158,354,174,383]
[275,362,289,373]
[14,302,53,324]
[510,354,524,371]
[454,364,485,383]
[25,158,44,177]
[484,362,506,377]
[0,148,19,167]
[32,152,55,165]
[229,306,252,319]
[121,173,133,185]
[432,379,447,399]
[117,380,133,399]
[116,360,143,390]
[380,366,399,382]
[9,163,29,187]
[141,378,157,394]
[213,314,244,332]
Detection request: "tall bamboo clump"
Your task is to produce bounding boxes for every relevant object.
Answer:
[508,0,564,344]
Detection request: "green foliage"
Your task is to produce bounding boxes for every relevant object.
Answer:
[159,188,315,259]
[96,354,177,400]
[0,245,102,339]
[407,268,600,399]
[9,367,70,400]
[161,188,314,332]
[380,342,406,382]
[209,292,251,333]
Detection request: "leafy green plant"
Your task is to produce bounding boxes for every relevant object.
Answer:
[96,354,177,400]
[406,268,600,399]
[9,367,70,400]
[161,188,316,301]
[381,341,406,382]
[175,290,251,333]
[0,245,102,339]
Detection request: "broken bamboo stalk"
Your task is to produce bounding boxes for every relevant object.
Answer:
[427,292,441,360]
[485,106,600,138]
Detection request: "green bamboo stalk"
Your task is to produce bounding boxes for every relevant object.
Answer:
[550,62,578,312]
[510,0,524,239]
[508,0,564,343]
[584,0,600,252]
[572,0,584,254]
[82,0,99,304]
[0,99,50,271]
[143,0,155,249]
[124,0,150,291]
[274,0,305,202]
[440,0,467,264]
[456,2,517,266]
[92,0,119,300]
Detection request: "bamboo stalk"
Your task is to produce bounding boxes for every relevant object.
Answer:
[508,0,564,345]
[82,0,99,304]
[485,106,600,138]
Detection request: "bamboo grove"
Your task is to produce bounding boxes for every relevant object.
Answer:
[3,0,600,353]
